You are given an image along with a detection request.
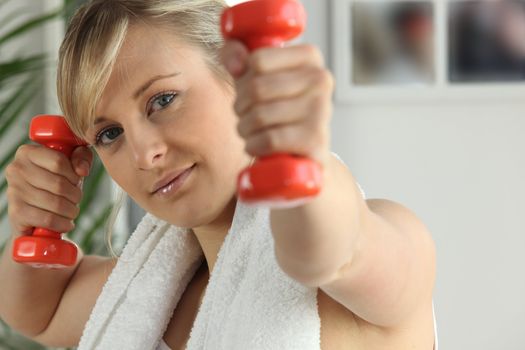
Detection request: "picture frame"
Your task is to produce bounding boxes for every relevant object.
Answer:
[330,0,525,105]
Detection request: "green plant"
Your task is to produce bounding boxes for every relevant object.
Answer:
[0,1,120,349]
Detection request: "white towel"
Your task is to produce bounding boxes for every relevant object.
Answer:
[76,156,439,349]
[78,200,321,350]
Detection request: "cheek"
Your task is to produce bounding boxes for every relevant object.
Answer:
[183,85,240,149]
[99,153,138,194]
[182,94,247,181]
[199,106,245,165]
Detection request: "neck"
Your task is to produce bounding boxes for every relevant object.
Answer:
[191,197,237,273]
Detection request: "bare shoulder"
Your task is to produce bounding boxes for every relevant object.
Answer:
[317,289,435,350]
[32,255,117,348]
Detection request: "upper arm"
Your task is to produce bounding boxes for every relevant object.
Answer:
[31,255,117,348]
[320,199,436,328]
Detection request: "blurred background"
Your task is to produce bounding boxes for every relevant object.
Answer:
[1,0,524,349]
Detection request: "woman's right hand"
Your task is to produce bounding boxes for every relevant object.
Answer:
[5,145,93,237]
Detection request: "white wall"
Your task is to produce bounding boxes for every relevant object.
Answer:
[302,0,525,349]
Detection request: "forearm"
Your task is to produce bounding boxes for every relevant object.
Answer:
[271,154,436,326]
[270,154,367,286]
[0,236,83,336]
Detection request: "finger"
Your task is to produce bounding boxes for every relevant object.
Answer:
[16,158,82,204]
[237,94,312,138]
[220,39,250,78]
[248,44,325,74]
[22,145,81,186]
[22,184,80,220]
[8,199,75,235]
[71,146,94,177]
[244,121,329,163]
[234,66,333,115]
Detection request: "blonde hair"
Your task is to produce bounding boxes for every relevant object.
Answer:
[57,0,229,140]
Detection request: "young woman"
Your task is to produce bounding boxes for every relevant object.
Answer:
[0,0,437,349]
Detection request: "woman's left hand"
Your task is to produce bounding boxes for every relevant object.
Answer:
[221,41,334,169]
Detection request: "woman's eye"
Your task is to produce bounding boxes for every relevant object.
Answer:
[148,92,177,115]
[95,126,123,146]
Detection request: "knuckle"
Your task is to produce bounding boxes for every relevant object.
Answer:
[233,99,244,116]
[249,51,266,73]
[15,144,30,159]
[324,70,335,90]
[249,77,266,101]
[318,124,330,145]
[311,68,331,87]
[312,129,325,149]
[303,44,320,58]
[41,212,57,229]
[4,162,18,180]
[299,44,324,66]
[251,106,267,129]
[49,196,64,213]
[72,205,80,218]
[73,187,83,204]
[5,186,13,201]
[264,131,281,152]
[245,141,256,155]
[54,178,71,196]
[48,154,64,173]
[236,121,246,137]
[311,94,326,114]
[7,198,20,218]
[5,185,17,203]
[302,132,319,154]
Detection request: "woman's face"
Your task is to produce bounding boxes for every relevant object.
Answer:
[87,24,250,228]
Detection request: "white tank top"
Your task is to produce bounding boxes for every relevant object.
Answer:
[156,307,439,350]
[157,339,171,350]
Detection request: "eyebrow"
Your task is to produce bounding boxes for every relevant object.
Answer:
[94,116,108,126]
[133,72,181,99]
[94,72,181,126]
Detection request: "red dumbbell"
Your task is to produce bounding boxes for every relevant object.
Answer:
[221,0,322,207]
[12,115,87,268]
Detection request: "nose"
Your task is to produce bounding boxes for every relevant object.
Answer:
[127,123,168,170]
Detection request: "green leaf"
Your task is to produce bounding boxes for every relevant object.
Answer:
[69,159,107,239]
[0,203,7,223]
[0,79,40,137]
[0,136,24,211]
[0,76,37,123]
[0,0,10,9]
[0,55,46,84]
[0,0,100,347]
[0,8,64,46]
[80,203,113,253]
[0,135,28,171]
[0,179,7,197]
[0,341,18,350]
[78,160,107,214]
[0,239,6,255]
[0,8,31,32]
[0,314,13,335]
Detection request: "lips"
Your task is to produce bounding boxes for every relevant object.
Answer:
[151,165,194,194]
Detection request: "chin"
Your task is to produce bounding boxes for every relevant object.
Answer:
[166,193,237,229]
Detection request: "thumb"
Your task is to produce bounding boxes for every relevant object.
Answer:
[220,39,250,78]
[71,146,93,177]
